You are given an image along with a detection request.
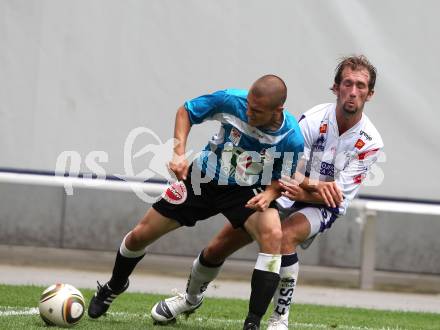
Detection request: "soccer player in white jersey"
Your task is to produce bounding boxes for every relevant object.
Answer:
[88,75,304,330]
[151,55,384,330]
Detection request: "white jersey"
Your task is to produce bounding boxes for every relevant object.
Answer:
[278,103,384,216]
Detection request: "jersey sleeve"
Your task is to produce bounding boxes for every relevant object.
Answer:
[184,90,228,125]
[297,114,313,176]
[336,146,383,207]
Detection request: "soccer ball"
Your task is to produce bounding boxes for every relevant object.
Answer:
[38,283,85,328]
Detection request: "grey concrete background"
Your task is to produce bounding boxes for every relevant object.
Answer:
[1,183,439,276]
[1,1,440,300]
[1,0,440,201]
[0,183,64,247]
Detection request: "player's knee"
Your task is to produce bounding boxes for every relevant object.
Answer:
[128,225,152,250]
[280,227,302,251]
[124,229,143,250]
[271,227,283,242]
[259,227,283,250]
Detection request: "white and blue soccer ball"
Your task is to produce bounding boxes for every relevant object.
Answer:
[38,283,85,328]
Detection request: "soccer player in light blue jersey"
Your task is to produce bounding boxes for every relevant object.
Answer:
[88,75,304,330]
[153,56,384,330]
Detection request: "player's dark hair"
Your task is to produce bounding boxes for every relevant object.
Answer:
[251,74,287,108]
[332,55,377,92]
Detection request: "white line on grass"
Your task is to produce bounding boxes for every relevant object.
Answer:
[0,307,39,316]
[0,307,406,330]
[110,313,406,330]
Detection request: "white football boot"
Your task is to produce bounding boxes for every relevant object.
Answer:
[266,312,289,330]
[151,291,203,324]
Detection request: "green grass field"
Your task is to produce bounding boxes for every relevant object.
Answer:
[1,284,439,330]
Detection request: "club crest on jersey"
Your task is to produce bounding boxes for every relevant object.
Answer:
[319,123,328,134]
[163,181,187,205]
[354,139,365,150]
[229,127,242,146]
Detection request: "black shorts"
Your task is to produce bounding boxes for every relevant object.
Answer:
[152,166,277,228]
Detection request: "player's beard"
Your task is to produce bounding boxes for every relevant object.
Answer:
[342,102,363,118]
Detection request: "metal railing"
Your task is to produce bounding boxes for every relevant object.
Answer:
[351,198,440,289]
[1,168,439,289]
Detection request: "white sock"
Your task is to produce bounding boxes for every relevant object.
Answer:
[119,231,146,258]
[185,252,222,305]
[272,253,299,316]
[254,252,281,273]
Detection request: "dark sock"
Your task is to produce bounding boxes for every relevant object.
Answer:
[246,269,280,324]
[108,250,144,291]
[281,253,298,267]
[199,249,225,268]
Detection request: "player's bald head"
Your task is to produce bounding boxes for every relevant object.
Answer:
[249,75,287,109]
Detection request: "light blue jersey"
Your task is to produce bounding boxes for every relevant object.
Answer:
[185,89,304,186]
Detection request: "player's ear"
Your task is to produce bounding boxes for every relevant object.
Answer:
[331,84,339,96]
[366,89,374,101]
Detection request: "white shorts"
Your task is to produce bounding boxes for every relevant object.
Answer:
[277,202,338,249]
[298,207,335,238]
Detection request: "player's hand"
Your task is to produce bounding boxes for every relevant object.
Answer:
[246,192,271,212]
[279,176,302,201]
[316,181,343,208]
[168,154,189,181]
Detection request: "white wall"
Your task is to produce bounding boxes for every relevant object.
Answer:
[1,0,439,200]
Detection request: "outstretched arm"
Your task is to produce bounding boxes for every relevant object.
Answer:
[168,106,191,180]
[245,180,283,212]
[279,175,343,208]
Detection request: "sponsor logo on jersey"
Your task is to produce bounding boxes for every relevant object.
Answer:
[320,162,334,177]
[360,130,372,141]
[221,146,265,180]
[236,152,264,178]
[319,123,328,134]
[313,145,325,152]
[317,135,325,144]
[312,135,326,151]
[354,139,365,150]
[229,127,242,145]
[162,181,187,205]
